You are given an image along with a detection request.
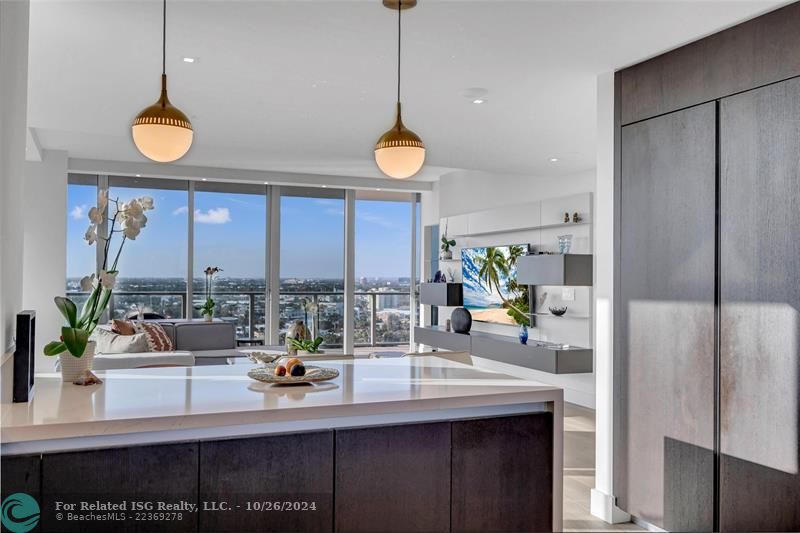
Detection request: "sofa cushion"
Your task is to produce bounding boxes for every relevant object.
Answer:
[92,351,195,370]
[111,319,137,335]
[134,322,175,351]
[173,322,235,351]
[93,327,150,354]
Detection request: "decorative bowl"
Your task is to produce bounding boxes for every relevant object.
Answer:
[247,364,339,386]
[549,306,568,317]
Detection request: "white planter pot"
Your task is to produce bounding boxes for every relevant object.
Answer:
[59,341,95,382]
[440,250,453,260]
[298,350,325,356]
[203,313,213,322]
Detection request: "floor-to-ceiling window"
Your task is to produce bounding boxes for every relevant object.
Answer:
[354,191,413,346]
[193,182,267,340]
[279,187,345,347]
[66,175,100,311]
[65,174,419,348]
[107,176,189,320]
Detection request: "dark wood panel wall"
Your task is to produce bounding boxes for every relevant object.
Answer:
[616,104,716,530]
[0,413,554,533]
[615,2,800,531]
[617,2,800,125]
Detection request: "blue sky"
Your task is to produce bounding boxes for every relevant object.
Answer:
[67,185,412,279]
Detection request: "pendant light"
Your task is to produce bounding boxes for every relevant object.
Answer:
[131,0,193,163]
[374,0,425,179]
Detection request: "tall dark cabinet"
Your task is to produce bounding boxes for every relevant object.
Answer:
[615,3,800,531]
[616,104,716,531]
[718,78,800,531]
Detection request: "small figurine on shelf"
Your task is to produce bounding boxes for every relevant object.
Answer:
[573,212,582,223]
[563,212,570,223]
[433,270,443,283]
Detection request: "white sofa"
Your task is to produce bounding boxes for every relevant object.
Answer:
[91,320,240,370]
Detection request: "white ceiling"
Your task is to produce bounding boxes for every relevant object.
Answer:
[27,0,786,182]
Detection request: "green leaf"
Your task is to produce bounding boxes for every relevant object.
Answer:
[44,341,67,356]
[77,286,100,328]
[54,296,78,327]
[61,327,90,357]
[89,287,113,326]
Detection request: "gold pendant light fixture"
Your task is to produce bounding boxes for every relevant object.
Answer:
[374,0,425,179]
[131,0,193,163]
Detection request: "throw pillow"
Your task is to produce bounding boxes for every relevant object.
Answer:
[93,327,150,354]
[111,319,137,335]
[134,322,174,352]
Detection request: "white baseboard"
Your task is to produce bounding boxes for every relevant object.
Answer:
[590,488,631,524]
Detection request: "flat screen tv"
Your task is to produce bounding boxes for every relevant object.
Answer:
[461,245,529,325]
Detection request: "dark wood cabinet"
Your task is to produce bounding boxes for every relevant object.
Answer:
[616,103,716,530]
[1,454,41,532]
[451,413,553,533]
[4,413,554,533]
[199,431,334,533]
[719,77,800,532]
[41,442,199,532]
[334,422,451,533]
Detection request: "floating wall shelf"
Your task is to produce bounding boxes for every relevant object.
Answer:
[420,283,463,307]
[517,254,593,286]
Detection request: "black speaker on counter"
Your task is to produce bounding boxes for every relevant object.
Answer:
[13,310,35,403]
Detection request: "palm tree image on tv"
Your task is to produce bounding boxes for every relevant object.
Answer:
[462,245,529,326]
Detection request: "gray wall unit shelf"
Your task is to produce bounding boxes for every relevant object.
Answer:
[420,283,463,307]
[517,254,593,286]
[415,325,471,352]
[415,326,593,374]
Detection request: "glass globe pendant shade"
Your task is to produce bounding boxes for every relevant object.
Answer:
[374,103,425,179]
[132,74,193,163]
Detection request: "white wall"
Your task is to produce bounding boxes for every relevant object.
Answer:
[422,168,597,407]
[590,72,630,524]
[438,169,595,217]
[0,0,30,356]
[23,150,69,372]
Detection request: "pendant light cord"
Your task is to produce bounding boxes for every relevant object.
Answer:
[397,3,401,104]
[162,0,167,76]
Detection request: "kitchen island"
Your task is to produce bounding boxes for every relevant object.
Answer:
[1,355,562,532]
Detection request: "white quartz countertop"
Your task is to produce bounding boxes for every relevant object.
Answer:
[1,356,562,445]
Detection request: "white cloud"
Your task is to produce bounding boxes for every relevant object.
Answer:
[70,204,87,220]
[325,208,345,217]
[172,206,189,216]
[357,212,398,229]
[194,207,231,224]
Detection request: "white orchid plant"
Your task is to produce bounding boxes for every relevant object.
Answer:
[44,191,154,358]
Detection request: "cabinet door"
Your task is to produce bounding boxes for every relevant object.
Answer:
[451,413,553,533]
[1,454,41,532]
[199,431,334,533]
[615,103,716,530]
[41,442,198,533]
[334,422,450,533]
[719,77,800,532]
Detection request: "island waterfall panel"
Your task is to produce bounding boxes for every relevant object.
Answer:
[616,103,716,530]
[719,77,800,532]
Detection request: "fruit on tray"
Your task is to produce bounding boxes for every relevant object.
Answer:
[274,365,287,377]
[284,357,303,374]
[290,364,306,377]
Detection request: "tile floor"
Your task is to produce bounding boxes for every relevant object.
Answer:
[563,403,642,532]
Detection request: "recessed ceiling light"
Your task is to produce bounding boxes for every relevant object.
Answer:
[183,57,196,63]
[135,174,141,177]
[201,178,207,181]
[550,158,559,162]
[264,181,269,185]
[321,185,328,188]
[376,188,382,191]
[472,99,485,104]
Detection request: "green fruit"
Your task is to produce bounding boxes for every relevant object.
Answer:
[290,364,306,377]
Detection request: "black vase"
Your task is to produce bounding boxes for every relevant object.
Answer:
[451,307,472,334]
